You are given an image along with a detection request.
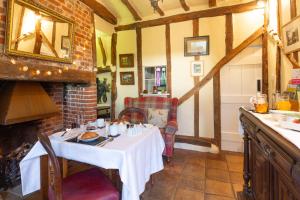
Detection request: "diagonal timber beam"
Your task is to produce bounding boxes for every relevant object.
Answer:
[156,6,165,16]
[115,1,263,31]
[121,0,142,21]
[80,0,117,25]
[179,0,190,11]
[178,27,264,105]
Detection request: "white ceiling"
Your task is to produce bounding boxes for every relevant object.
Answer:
[96,0,213,24]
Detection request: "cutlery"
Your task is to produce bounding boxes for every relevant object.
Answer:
[97,137,114,147]
[61,131,68,137]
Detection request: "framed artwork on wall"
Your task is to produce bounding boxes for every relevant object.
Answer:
[184,36,209,56]
[282,15,300,54]
[191,61,204,76]
[120,71,135,85]
[119,54,134,68]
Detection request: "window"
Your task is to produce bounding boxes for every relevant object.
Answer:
[143,65,167,93]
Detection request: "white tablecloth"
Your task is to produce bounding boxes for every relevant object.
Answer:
[20,126,165,200]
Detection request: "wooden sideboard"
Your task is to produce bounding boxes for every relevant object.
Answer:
[239,108,300,200]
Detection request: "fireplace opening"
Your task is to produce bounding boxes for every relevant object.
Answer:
[0,121,38,190]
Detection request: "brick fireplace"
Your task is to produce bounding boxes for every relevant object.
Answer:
[0,0,98,193]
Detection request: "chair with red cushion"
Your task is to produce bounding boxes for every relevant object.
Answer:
[37,132,120,200]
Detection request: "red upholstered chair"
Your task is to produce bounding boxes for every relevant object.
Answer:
[37,132,120,200]
[124,97,178,161]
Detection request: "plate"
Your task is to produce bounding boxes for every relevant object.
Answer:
[77,132,101,142]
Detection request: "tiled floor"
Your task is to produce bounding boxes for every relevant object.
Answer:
[0,149,244,200]
[141,149,244,200]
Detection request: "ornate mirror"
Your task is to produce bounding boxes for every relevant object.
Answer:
[5,0,74,63]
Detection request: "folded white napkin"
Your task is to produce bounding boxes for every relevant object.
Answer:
[52,128,82,141]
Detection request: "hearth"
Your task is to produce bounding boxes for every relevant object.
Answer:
[0,121,38,190]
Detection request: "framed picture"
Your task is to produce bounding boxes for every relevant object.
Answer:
[191,61,204,76]
[282,15,300,54]
[61,36,71,51]
[120,71,135,85]
[119,54,134,68]
[184,36,209,56]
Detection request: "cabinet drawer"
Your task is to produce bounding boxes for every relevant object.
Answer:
[256,132,294,178]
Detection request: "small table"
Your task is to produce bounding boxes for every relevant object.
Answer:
[20,126,165,200]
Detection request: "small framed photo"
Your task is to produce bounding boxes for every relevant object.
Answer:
[184,36,209,56]
[120,71,135,85]
[282,15,300,54]
[61,36,71,51]
[191,61,204,76]
[119,54,134,68]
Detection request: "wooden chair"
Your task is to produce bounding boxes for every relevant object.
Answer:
[118,107,147,123]
[37,132,120,200]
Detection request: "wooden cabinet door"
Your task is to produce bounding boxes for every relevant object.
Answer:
[251,144,270,200]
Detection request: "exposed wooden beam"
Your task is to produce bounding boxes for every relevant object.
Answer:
[52,22,56,46]
[262,3,269,95]
[136,27,143,95]
[290,0,298,62]
[156,6,165,16]
[209,0,217,7]
[115,1,262,31]
[165,24,172,96]
[0,60,95,83]
[179,27,264,105]
[179,0,190,11]
[111,33,117,119]
[98,37,107,66]
[175,135,213,147]
[40,31,59,58]
[33,15,42,54]
[80,0,117,25]
[193,19,200,139]
[121,0,142,21]
[276,0,282,91]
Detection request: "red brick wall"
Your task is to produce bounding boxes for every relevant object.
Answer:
[0,0,97,134]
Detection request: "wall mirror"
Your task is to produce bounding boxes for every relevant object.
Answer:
[5,0,74,63]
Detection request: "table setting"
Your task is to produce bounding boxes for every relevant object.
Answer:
[20,118,165,200]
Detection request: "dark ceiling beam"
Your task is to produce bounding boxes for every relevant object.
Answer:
[156,6,165,16]
[209,0,217,7]
[180,0,190,11]
[121,0,142,21]
[80,0,117,25]
[115,1,263,31]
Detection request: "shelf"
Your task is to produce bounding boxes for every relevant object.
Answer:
[140,93,170,97]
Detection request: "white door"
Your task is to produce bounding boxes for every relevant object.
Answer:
[220,45,262,152]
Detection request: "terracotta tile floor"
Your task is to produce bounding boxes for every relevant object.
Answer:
[0,149,244,200]
[141,149,244,200]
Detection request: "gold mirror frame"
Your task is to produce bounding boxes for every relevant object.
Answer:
[5,0,75,63]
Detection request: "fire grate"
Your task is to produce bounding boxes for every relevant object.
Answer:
[0,143,33,190]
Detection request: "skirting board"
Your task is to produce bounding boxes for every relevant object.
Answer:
[175,142,219,154]
[221,131,243,152]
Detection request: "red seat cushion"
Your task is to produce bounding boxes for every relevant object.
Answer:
[49,168,119,200]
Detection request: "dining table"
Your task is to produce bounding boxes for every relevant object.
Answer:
[20,124,165,200]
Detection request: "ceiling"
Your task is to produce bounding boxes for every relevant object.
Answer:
[96,0,225,25]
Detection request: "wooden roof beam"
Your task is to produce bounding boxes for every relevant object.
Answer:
[115,1,263,31]
[180,0,190,11]
[121,0,142,21]
[156,6,165,16]
[80,0,117,25]
[209,0,217,7]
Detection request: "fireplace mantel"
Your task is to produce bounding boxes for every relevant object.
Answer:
[0,59,95,84]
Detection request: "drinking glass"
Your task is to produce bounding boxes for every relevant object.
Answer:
[252,93,268,113]
[276,94,291,111]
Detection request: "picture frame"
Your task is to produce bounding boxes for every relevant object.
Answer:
[119,54,134,68]
[191,61,204,76]
[184,36,209,56]
[282,15,300,54]
[120,71,135,85]
[61,36,71,52]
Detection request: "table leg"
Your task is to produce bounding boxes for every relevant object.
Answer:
[40,155,49,200]
[62,158,68,178]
